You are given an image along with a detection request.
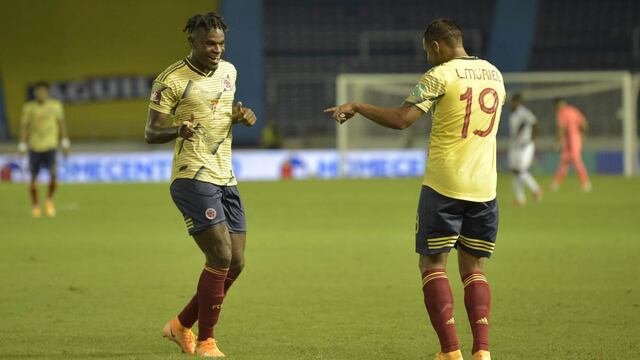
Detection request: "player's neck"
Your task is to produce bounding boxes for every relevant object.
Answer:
[187,54,217,74]
[451,47,469,59]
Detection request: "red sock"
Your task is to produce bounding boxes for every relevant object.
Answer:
[462,272,491,353]
[223,271,240,295]
[30,184,38,206]
[177,270,240,329]
[197,265,228,341]
[422,269,459,353]
[177,294,198,329]
[47,177,57,199]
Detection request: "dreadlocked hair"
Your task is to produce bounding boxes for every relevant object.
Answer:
[183,12,227,34]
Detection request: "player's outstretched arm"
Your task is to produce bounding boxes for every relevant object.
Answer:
[324,102,423,130]
[145,109,195,144]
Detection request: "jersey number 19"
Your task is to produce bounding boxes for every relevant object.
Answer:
[459,87,499,138]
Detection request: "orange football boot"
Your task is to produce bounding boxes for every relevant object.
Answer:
[31,206,42,218]
[472,350,491,360]
[434,349,463,360]
[196,338,225,358]
[162,317,196,355]
[45,199,56,217]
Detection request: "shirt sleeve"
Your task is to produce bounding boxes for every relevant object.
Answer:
[148,79,179,115]
[524,108,536,124]
[404,69,446,113]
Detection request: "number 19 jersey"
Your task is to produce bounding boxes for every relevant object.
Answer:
[405,57,506,202]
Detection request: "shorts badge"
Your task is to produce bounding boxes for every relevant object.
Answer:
[205,208,217,220]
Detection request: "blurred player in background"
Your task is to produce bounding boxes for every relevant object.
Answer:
[326,19,503,360]
[551,98,591,192]
[145,12,256,358]
[508,93,542,206]
[18,81,70,218]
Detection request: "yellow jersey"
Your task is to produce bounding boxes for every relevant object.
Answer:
[149,58,237,186]
[405,57,505,202]
[21,99,64,152]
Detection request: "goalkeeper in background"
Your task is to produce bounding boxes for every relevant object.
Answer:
[551,98,591,192]
[18,82,70,218]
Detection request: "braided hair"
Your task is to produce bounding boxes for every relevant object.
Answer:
[183,12,227,35]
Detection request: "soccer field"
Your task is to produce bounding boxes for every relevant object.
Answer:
[1,175,639,359]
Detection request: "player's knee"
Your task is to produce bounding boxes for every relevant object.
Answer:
[418,253,447,273]
[204,243,232,268]
[458,253,484,275]
[229,257,245,275]
[205,249,232,268]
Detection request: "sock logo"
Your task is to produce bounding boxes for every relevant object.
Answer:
[446,317,455,325]
[212,304,222,310]
[476,317,489,325]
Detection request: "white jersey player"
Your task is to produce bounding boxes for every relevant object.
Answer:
[508,93,542,205]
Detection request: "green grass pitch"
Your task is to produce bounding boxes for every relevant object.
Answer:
[1,175,639,359]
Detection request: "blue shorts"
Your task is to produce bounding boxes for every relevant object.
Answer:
[170,178,246,236]
[29,149,57,177]
[415,186,498,258]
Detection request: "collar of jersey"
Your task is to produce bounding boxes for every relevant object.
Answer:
[184,57,215,77]
[453,56,480,60]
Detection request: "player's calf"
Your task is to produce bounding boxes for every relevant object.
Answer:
[462,272,491,354]
[421,266,460,354]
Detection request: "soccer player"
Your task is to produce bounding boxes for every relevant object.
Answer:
[325,19,504,360]
[551,98,591,191]
[144,12,256,357]
[508,93,542,206]
[18,81,70,218]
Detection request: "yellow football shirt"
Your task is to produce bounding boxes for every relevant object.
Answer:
[405,57,506,202]
[21,99,64,152]
[149,58,237,186]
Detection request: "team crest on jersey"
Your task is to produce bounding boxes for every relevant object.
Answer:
[205,208,217,220]
[223,74,232,91]
[150,89,163,104]
[150,83,168,104]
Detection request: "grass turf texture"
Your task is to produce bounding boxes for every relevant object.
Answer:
[1,175,639,359]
